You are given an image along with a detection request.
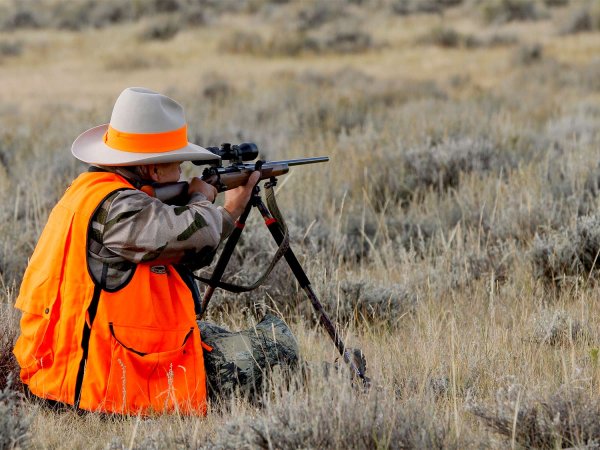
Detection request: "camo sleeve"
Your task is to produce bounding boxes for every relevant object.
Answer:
[93,189,235,266]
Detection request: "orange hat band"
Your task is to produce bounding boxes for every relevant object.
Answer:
[103,125,188,153]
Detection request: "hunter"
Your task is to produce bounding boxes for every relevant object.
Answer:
[13,87,298,415]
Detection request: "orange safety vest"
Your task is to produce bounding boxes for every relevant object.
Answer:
[13,171,208,415]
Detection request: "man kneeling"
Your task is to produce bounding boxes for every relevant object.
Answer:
[13,87,297,415]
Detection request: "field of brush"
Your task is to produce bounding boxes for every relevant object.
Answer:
[1,0,600,448]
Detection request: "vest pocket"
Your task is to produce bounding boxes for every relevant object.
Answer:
[13,269,61,379]
[13,310,55,380]
[14,207,74,379]
[104,324,202,414]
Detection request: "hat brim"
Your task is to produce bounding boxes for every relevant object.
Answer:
[71,124,220,166]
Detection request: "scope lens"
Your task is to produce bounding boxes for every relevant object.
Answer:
[238,142,259,161]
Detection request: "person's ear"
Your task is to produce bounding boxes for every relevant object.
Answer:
[147,164,160,182]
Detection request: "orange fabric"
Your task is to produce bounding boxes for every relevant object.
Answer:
[200,341,213,352]
[103,125,188,153]
[13,172,207,415]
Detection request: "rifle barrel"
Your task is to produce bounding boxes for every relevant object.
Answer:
[278,156,329,166]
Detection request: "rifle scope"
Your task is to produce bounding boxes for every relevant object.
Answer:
[195,142,259,165]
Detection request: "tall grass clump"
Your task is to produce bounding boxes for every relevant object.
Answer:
[208,381,460,449]
[470,384,600,448]
[0,313,20,392]
[531,215,600,286]
[0,377,33,449]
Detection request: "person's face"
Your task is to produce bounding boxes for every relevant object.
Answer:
[149,162,182,183]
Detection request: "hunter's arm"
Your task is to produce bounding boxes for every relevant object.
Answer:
[92,189,234,265]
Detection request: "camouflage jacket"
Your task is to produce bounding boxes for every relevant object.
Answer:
[88,178,234,290]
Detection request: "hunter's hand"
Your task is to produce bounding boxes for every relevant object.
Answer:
[224,171,261,221]
[188,177,218,203]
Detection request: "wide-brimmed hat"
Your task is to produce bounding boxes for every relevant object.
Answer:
[72,87,218,166]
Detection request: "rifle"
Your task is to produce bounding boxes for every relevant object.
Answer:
[142,142,329,201]
[148,142,371,388]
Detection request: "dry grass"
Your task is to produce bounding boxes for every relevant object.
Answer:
[1,1,600,448]
[469,384,600,448]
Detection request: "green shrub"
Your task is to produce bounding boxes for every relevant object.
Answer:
[511,43,543,65]
[559,3,600,34]
[220,25,374,57]
[419,26,480,48]
[138,17,180,41]
[0,5,44,30]
[0,40,23,59]
[481,0,546,24]
[103,53,155,72]
[543,0,569,6]
[218,31,265,54]
[371,137,518,209]
[391,0,464,15]
[295,1,348,31]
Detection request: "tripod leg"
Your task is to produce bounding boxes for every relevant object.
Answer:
[254,198,370,386]
[198,187,256,318]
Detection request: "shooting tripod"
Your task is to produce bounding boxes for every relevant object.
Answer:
[194,176,370,387]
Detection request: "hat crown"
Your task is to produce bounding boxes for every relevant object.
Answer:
[109,87,186,134]
[72,87,217,166]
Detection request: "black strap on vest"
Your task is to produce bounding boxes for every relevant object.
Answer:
[175,265,204,316]
[73,284,102,409]
[74,176,136,410]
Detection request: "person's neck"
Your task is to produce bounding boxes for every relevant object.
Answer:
[90,165,148,188]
